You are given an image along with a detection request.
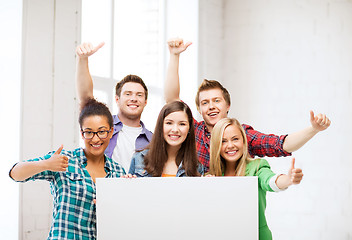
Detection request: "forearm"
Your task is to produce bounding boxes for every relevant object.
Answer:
[275,174,292,189]
[10,161,47,182]
[164,54,181,103]
[283,126,319,152]
[75,57,94,107]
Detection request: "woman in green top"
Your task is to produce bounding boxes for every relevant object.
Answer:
[208,118,304,240]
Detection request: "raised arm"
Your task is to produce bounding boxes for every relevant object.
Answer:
[275,158,303,189]
[244,111,331,158]
[75,42,105,108]
[283,111,331,152]
[10,145,68,181]
[164,38,192,103]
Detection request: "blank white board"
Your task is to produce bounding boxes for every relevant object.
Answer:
[96,177,258,240]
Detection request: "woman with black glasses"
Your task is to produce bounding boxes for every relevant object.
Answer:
[9,98,125,240]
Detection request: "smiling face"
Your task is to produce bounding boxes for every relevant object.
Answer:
[220,124,244,163]
[198,88,230,131]
[81,115,113,158]
[116,82,147,120]
[163,111,190,149]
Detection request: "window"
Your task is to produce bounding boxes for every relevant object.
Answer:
[81,0,166,132]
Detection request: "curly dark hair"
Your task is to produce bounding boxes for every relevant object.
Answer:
[79,98,113,128]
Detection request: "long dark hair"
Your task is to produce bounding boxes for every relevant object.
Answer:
[144,101,200,176]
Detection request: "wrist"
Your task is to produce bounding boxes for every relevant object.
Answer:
[310,125,321,134]
[39,159,50,171]
[170,53,181,57]
[76,56,89,64]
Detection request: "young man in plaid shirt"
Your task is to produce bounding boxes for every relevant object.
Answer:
[165,38,331,171]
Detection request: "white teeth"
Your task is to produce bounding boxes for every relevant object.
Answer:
[169,135,180,140]
[92,144,102,148]
[227,151,237,155]
[209,113,218,116]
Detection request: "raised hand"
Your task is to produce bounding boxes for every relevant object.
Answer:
[167,38,192,55]
[44,145,69,172]
[288,158,303,185]
[310,110,331,132]
[76,42,105,58]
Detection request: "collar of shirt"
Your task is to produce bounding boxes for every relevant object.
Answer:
[75,148,114,174]
[203,125,211,140]
[113,114,152,141]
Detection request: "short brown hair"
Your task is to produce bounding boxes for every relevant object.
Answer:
[115,74,148,99]
[195,79,231,110]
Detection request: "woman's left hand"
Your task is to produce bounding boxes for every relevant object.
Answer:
[288,158,304,185]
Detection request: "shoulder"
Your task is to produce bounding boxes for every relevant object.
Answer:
[139,120,153,139]
[193,118,203,127]
[130,150,149,177]
[197,163,205,175]
[144,128,153,139]
[241,123,253,131]
[132,149,148,161]
[245,159,271,175]
[62,148,79,158]
[105,155,125,174]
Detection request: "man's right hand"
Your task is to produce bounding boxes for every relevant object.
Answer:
[167,38,192,55]
[76,42,105,59]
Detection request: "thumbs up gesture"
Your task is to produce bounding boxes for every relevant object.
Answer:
[167,38,192,55]
[44,145,69,172]
[76,42,105,58]
[288,158,303,185]
[310,110,331,132]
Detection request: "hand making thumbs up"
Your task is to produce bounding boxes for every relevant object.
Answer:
[76,42,105,58]
[287,157,303,185]
[44,145,69,172]
[167,38,192,55]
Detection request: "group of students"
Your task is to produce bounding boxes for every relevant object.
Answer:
[9,38,331,240]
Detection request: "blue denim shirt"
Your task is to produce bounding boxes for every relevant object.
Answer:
[129,149,205,177]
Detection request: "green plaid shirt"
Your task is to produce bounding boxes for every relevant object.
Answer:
[17,147,125,240]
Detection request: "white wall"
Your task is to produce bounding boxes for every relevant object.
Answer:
[0,1,22,239]
[20,0,80,239]
[198,0,224,82]
[165,0,200,117]
[220,0,352,239]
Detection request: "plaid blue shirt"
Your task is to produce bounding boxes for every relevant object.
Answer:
[16,147,125,240]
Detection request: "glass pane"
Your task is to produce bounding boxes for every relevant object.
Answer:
[93,89,109,105]
[141,93,164,132]
[82,0,112,78]
[113,0,160,87]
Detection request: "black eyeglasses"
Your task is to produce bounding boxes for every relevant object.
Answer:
[81,129,112,139]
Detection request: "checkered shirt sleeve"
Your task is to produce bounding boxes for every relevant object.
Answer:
[16,147,124,240]
[242,124,291,158]
[193,119,291,171]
